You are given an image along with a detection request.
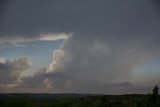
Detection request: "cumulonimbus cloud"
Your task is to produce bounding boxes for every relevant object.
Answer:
[1,33,160,93]
[1,0,160,93]
[20,32,159,93]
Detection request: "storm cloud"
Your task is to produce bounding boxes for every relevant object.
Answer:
[0,0,160,93]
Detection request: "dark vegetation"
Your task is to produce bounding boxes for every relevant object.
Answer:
[0,85,159,107]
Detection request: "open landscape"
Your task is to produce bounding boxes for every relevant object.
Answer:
[0,94,159,107]
[1,0,160,107]
[0,86,159,107]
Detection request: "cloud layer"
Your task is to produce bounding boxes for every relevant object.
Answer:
[1,33,160,93]
[0,0,160,93]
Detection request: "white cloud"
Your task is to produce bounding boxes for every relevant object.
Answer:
[0,57,6,64]
[0,33,72,48]
[49,49,65,72]
[39,33,72,41]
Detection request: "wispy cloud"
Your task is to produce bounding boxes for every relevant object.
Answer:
[38,33,72,41]
[0,33,72,48]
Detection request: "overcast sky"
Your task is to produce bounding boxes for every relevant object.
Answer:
[0,0,160,94]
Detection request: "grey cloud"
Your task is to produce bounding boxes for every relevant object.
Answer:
[1,0,160,93]
[49,34,160,82]
[20,31,160,93]
[0,0,160,39]
[18,67,69,90]
[45,32,160,93]
[0,56,31,84]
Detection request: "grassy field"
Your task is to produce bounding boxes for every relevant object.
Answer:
[0,93,160,107]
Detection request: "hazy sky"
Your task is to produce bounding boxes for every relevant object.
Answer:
[0,0,160,94]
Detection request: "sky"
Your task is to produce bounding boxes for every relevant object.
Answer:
[0,0,160,94]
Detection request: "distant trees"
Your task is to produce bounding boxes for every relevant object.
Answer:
[149,85,159,102]
[147,85,159,107]
[0,86,159,107]
[152,85,159,99]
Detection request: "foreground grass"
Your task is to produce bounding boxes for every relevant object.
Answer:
[0,93,160,107]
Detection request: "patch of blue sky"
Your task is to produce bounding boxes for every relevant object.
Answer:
[0,40,63,67]
[132,57,160,80]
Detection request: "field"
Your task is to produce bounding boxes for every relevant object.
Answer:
[0,93,160,107]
